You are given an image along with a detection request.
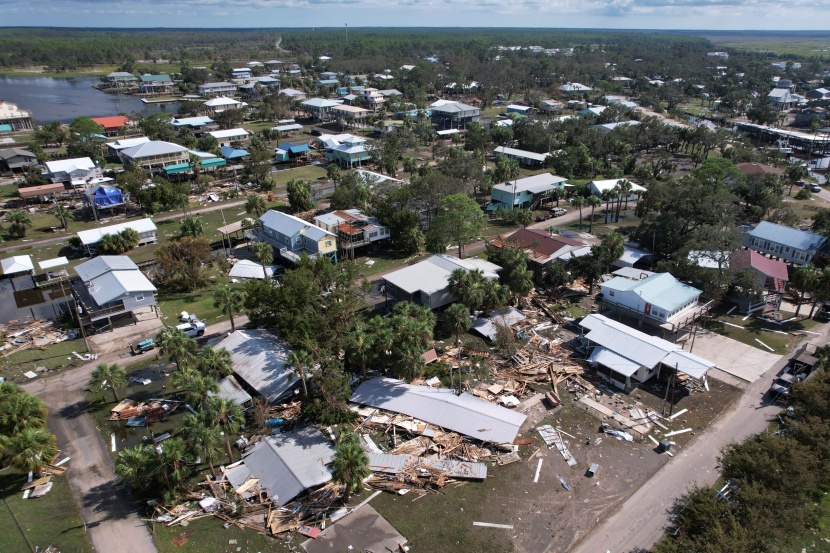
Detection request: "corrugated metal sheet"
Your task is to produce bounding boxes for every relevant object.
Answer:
[471,307,526,341]
[241,427,335,506]
[492,173,567,195]
[77,219,157,246]
[75,256,138,281]
[350,378,526,444]
[212,375,253,405]
[588,347,640,377]
[260,210,309,239]
[216,329,298,403]
[0,255,34,274]
[228,259,275,280]
[383,255,500,296]
[581,315,715,378]
[224,464,252,489]
[750,221,826,252]
[87,269,156,305]
[602,273,700,313]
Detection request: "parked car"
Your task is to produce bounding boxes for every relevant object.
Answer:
[769,372,798,395]
[810,183,822,193]
[176,321,206,338]
[550,207,567,217]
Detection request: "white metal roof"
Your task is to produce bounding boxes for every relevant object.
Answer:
[588,346,641,377]
[216,329,298,403]
[383,255,500,296]
[75,256,139,281]
[76,218,157,246]
[106,137,151,151]
[580,314,714,378]
[493,173,567,195]
[471,307,526,341]
[204,97,242,107]
[301,98,343,108]
[351,378,527,444]
[38,257,69,270]
[208,128,250,139]
[45,157,95,174]
[589,179,647,194]
[86,269,156,305]
[228,259,275,280]
[1,255,34,274]
[120,141,188,160]
[493,146,550,163]
[241,427,335,506]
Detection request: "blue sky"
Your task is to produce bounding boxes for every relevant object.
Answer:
[1,0,825,30]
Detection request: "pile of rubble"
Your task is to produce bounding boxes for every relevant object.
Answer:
[0,319,78,357]
[109,398,182,425]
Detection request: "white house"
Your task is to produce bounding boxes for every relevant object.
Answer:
[208,128,250,148]
[44,157,97,184]
[581,314,714,391]
[204,97,245,113]
[600,272,702,325]
[76,218,158,254]
[199,82,238,98]
[768,88,796,111]
[72,256,157,326]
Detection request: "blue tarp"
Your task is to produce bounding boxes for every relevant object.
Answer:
[93,186,124,207]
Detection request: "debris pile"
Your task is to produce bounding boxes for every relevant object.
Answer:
[0,319,78,356]
[109,398,182,425]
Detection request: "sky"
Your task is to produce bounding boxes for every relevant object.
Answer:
[2,0,829,30]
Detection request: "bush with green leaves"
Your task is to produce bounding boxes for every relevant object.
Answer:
[99,228,140,254]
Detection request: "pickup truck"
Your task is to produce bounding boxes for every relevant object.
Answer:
[176,321,206,338]
[550,207,567,217]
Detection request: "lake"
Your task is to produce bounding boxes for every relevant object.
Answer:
[0,76,174,124]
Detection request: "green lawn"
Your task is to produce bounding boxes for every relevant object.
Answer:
[2,338,89,384]
[152,516,290,553]
[705,309,822,355]
[271,165,328,186]
[156,271,235,327]
[0,467,93,553]
[0,183,19,201]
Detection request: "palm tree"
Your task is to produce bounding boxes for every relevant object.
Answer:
[198,346,233,378]
[5,427,57,473]
[6,209,32,238]
[447,268,486,314]
[481,280,510,312]
[156,437,193,491]
[792,264,821,317]
[171,365,198,393]
[156,327,197,368]
[618,179,634,212]
[252,242,273,277]
[507,263,534,303]
[245,194,267,220]
[331,429,370,500]
[346,323,374,378]
[205,396,244,463]
[183,375,220,407]
[52,204,73,230]
[90,363,127,402]
[326,163,341,190]
[585,195,602,233]
[570,196,586,228]
[0,380,22,404]
[0,392,46,435]
[403,157,418,181]
[604,189,618,224]
[115,444,154,491]
[285,349,314,396]
[213,285,244,332]
[180,216,204,238]
[182,415,224,476]
[446,303,470,346]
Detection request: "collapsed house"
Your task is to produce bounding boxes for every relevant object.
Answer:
[225,426,335,506]
[350,377,527,444]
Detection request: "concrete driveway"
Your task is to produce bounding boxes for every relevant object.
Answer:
[687,330,781,384]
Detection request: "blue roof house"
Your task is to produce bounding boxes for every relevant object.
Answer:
[600,272,702,326]
[742,221,827,265]
[259,210,337,263]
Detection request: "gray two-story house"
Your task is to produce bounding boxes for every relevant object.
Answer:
[72,256,158,328]
[743,221,827,265]
[259,210,338,263]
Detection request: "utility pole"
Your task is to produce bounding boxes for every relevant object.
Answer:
[345,23,348,46]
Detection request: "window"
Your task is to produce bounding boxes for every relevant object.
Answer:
[135,294,144,302]
[325,240,332,247]
[609,290,615,297]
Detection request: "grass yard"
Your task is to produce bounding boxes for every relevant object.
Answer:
[271,164,328,186]
[704,309,822,355]
[352,250,428,279]
[0,466,93,553]
[2,338,89,383]
[152,516,291,553]
[787,492,830,553]
[156,271,235,327]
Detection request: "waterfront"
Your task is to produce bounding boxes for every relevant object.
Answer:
[0,76,172,123]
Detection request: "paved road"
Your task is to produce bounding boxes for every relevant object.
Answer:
[20,316,242,553]
[568,324,829,553]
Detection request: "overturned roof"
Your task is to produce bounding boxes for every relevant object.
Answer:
[351,377,527,444]
[301,504,407,553]
[216,329,298,403]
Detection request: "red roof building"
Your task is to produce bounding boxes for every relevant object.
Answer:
[91,115,130,132]
[730,249,789,291]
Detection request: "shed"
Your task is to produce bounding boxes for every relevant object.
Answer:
[228,259,275,280]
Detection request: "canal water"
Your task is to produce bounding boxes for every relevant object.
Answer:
[0,274,72,324]
[0,75,172,123]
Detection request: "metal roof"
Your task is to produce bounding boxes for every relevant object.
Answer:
[45,157,95,174]
[86,269,156,305]
[1,255,34,274]
[383,254,501,296]
[749,221,826,252]
[601,273,701,313]
[38,257,69,270]
[580,314,715,377]
[75,256,139,281]
[301,98,342,108]
[211,375,253,406]
[228,259,275,280]
[241,427,335,506]
[493,172,568,195]
[588,347,640,377]
[350,377,527,444]
[301,504,406,553]
[589,179,647,194]
[493,146,550,163]
[216,329,299,403]
[106,136,151,150]
[76,218,157,246]
[172,116,214,127]
[208,128,249,139]
[261,209,312,238]
[471,307,526,341]
[204,97,243,107]
[120,141,188,159]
